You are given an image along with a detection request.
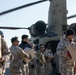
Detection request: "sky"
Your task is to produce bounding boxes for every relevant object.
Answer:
[0,0,76,47]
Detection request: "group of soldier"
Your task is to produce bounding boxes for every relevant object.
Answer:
[0,29,76,75]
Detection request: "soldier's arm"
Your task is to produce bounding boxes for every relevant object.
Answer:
[36,51,41,63]
[41,54,46,64]
[1,38,10,61]
[1,38,10,55]
[36,51,39,58]
[36,51,43,64]
[18,47,29,59]
[56,41,67,57]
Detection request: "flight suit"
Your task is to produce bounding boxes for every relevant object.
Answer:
[0,38,10,75]
[10,45,29,75]
[36,50,45,75]
[44,49,54,75]
[56,37,73,75]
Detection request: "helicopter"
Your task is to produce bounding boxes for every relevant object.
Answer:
[0,0,76,54]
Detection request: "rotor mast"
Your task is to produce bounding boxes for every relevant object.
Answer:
[48,0,67,40]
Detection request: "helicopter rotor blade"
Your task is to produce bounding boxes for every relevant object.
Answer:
[0,0,48,16]
[0,26,29,30]
[1,13,76,30]
[67,14,76,19]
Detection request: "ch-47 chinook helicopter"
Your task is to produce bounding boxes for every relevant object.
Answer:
[0,0,76,53]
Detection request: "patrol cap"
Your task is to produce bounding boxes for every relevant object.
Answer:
[66,29,75,37]
[0,30,4,37]
[21,34,28,40]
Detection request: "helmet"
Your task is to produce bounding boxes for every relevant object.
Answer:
[0,31,4,37]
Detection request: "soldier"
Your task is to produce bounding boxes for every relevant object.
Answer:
[9,37,30,75]
[44,43,54,75]
[28,42,37,75]
[52,32,66,75]
[19,35,32,75]
[36,44,45,75]
[0,30,10,75]
[56,29,75,75]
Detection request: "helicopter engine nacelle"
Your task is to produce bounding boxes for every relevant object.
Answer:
[29,20,46,37]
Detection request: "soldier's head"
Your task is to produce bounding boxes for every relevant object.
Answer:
[21,34,29,43]
[11,36,19,46]
[66,29,75,41]
[0,30,4,38]
[39,44,45,52]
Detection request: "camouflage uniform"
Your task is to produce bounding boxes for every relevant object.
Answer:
[19,42,32,75]
[29,57,37,75]
[52,53,61,75]
[56,37,73,75]
[36,50,45,75]
[10,45,29,75]
[44,49,54,75]
[0,38,10,75]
